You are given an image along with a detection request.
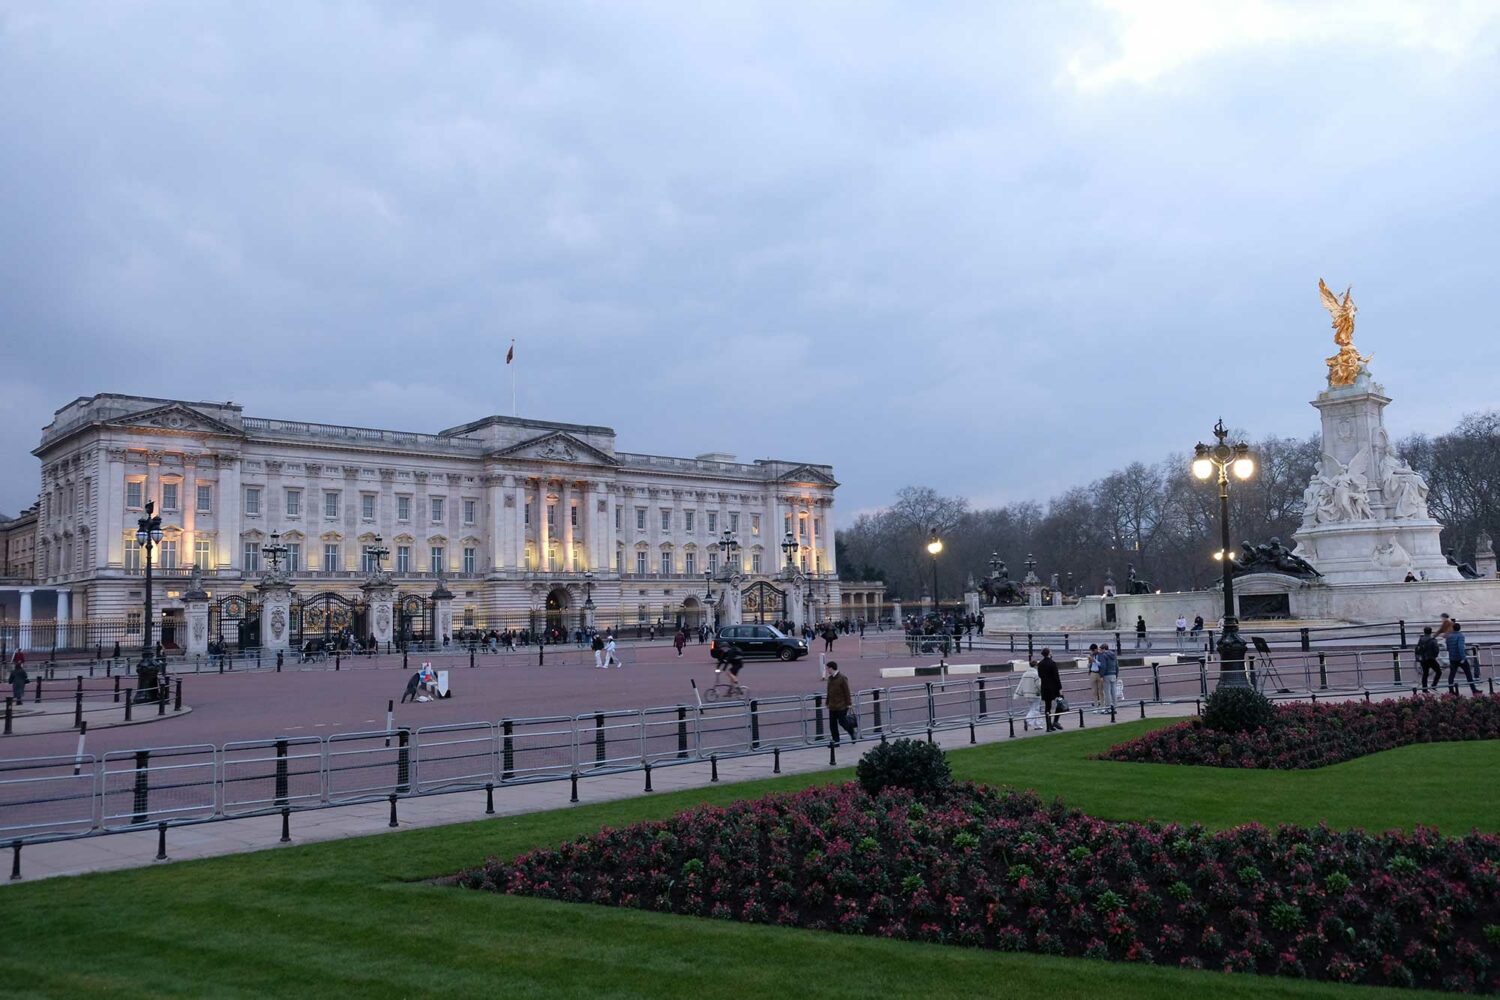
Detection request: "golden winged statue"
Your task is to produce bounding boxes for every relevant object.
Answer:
[1318,278,1370,386]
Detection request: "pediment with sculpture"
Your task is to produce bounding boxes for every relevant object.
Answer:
[110,403,244,438]
[489,431,619,467]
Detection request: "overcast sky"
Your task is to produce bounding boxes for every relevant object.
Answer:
[2,1,1498,520]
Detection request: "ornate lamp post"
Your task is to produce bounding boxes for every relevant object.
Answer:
[781,529,800,575]
[582,570,596,628]
[1192,418,1256,688]
[134,501,164,662]
[263,531,289,574]
[364,535,389,576]
[717,529,740,578]
[926,530,943,612]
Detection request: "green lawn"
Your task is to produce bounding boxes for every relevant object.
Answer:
[1,723,1493,999]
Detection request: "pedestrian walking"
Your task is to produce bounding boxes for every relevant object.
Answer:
[822,625,836,653]
[1037,648,1063,732]
[1134,616,1148,650]
[1445,622,1479,695]
[1097,643,1121,709]
[673,629,687,656]
[1415,626,1442,691]
[1190,615,1203,640]
[1014,661,1044,730]
[1175,615,1187,650]
[8,657,27,704]
[602,634,621,669]
[591,632,605,668]
[825,661,857,745]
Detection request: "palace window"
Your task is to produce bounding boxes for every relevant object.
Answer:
[707,512,717,533]
[396,546,411,573]
[285,489,301,517]
[244,542,261,573]
[324,491,340,519]
[361,494,376,520]
[463,499,476,525]
[430,546,445,574]
[660,509,671,531]
[362,549,381,573]
[159,539,178,569]
[285,542,301,572]
[636,508,646,531]
[463,546,477,574]
[125,542,141,572]
[244,487,261,515]
[323,543,339,571]
[729,512,739,533]
[126,611,142,636]
[430,497,445,523]
[635,551,647,576]
[397,495,411,521]
[684,551,695,576]
[685,510,695,532]
[660,552,672,576]
[708,552,719,575]
[162,483,179,512]
[193,539,213,570]
[196,484,213,513]
[126,480,144,509]
[752,553,762,574]
[546,503,555,530]
[614,506,621,530]
[569,504,577,527]
[750,514,760,536]
[524,502,531,526]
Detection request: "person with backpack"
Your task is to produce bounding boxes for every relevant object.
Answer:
[1415,626,1443,691]
[591,631,605,668]
[1446,622,1479,695]
[1097,642,1121,709]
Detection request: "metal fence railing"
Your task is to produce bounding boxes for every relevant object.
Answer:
[0,644,1491,863]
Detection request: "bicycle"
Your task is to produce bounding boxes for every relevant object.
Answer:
[704,671,748,702]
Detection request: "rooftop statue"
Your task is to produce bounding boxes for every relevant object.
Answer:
[1319,278,1372,387]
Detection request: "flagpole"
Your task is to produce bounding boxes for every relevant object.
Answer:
[509,338,516,417]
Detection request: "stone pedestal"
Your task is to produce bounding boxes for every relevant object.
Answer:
[1293,376,1459,585]
[362,577,395,649]
[256,576,294,653]
[890,599,903,624]
[183,582,210,659]
[431,578,454,646]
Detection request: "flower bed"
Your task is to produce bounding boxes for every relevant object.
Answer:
[459,783,1500,993]
[1098,693,1500,770]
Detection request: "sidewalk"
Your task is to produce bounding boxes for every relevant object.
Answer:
[3,698,1204,883]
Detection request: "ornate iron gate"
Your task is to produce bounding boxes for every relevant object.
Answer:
[740,581,787,625]
[291,592,367,648]
[396,593,433,646]
[209,594,260,649]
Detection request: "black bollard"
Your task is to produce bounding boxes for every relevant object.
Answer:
[470,649,475,669]
[1139,700,1146,720]
[1109,704,1116,724]
[33,677,40,705]
[277,650,284,673]
[976,679,987,719]
[219,658,225,675]
[2,697,10,735]
[74,690,82,730]
[1391,648,1402,685]
[174,679,182,712]
[569,771,579,802]
[280,807,291,844]
[1079,707,1086,728]
[1318,651,1328,689]
[969,720,976,744]
[156,822,168,861]
[710,754,719,783]
[275,739,289,806]
[829,741,838,765]
[538,644,544,667]
[403,651,409,671]
[114,675,121,702]
[335,652,341,671]
[124,689,133,722]
[388,793,398,827]
[485,783,495,815]
[157,694,165,717]
[1008,715,1015,738]
[9,840,20,881]
[773,746,781,774]
[643,762,653,792]
[1398,620,1407,648]
[750,700,760,748]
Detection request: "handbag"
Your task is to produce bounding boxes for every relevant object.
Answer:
[1055,695,1069,713]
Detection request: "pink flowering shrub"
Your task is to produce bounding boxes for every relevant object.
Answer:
[459,783,1500,993]
[1099,694,1500,770]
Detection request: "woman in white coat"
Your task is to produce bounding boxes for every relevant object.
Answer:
[1014,662,1045,731]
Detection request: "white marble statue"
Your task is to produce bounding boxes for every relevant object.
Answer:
[1314,447,1375,523]
[1374,429,1431,520]
[1371,539,1411,570]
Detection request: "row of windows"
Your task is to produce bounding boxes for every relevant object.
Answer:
[240,542,478,574]
[242,488,477,525]
[125,480,215,514]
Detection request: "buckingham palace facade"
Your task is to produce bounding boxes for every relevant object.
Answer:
[17,393,868,647]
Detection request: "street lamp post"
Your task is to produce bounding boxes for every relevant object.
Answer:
[1192,418,1256,688]
[582,571,595,628]
[365,535,389,575]
[926,531,943,613]
[781,530,800,574]
[134,501,164,663]
[263,531,289,574]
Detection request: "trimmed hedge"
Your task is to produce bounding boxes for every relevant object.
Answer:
[460,783,1500,993]
[1099,694,1500,770]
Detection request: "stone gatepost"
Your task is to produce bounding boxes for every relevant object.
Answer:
[891,598,903,625]
[257,575,294,653]
[1476,532,1497,580]
[182,569,210,658]
[362,578,395,648]
[431,577,455,646]
[786,576,806,630]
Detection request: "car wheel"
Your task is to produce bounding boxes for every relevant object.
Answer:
[777,647,795,661]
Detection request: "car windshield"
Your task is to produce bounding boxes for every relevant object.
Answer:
[764,626,787,639]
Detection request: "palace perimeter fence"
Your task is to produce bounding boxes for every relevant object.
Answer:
[0,642,1494,870]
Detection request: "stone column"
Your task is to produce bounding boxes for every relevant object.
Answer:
[511,477,527,571]
[217,455,240,573]
[18,588,32,652]
[362,579,396,647]
[537,479,551,572]
[560,479,574,572]
[102,448,125,569]
[145,452,161,515]
[431,578,455,645]
[54,589,71,651]
[256,577,294,653]
[183,577,209,658]
[807,502,818,576]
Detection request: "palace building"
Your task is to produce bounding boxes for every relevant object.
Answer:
[7,394,883,650]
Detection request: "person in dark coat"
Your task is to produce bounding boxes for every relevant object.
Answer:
[1036,648,1063,732]
[825,661,857,745]
[1415,626,1442,691]
[400,671,422,704]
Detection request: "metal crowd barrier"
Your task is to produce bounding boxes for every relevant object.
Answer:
[0,644,1492,860]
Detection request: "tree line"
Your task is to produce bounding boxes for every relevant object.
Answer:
[835,410,1500,601]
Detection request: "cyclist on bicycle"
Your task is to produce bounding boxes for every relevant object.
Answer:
[720,650,745,688]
